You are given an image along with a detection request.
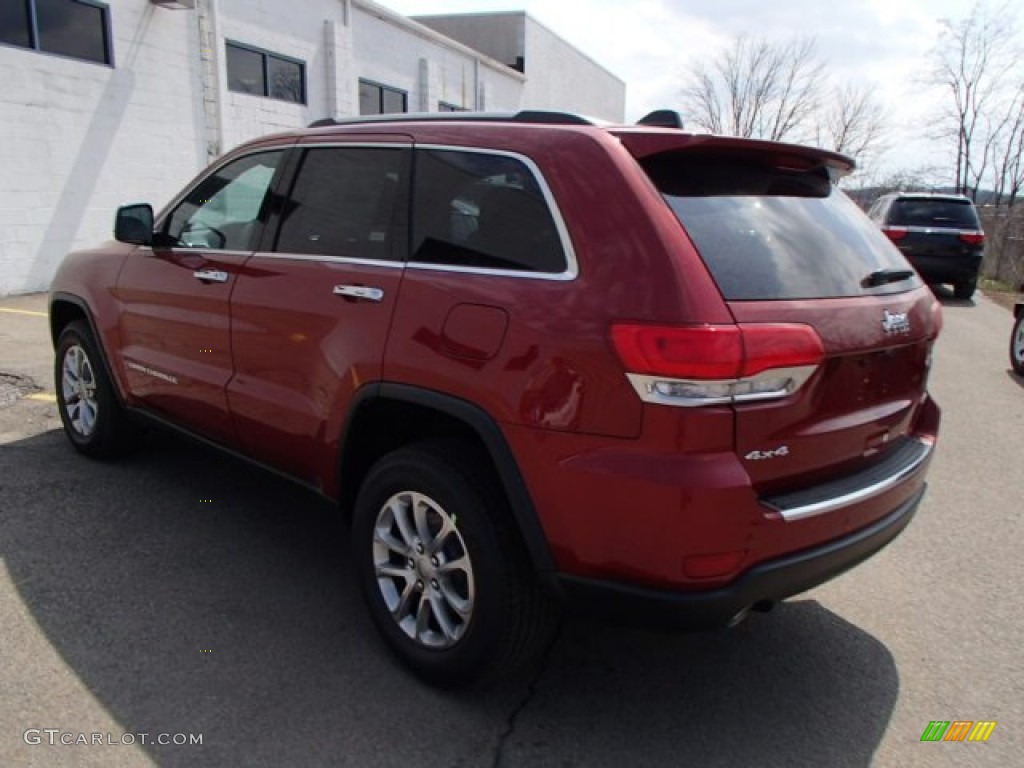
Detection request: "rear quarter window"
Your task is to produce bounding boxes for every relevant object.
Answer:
[643,152,921,301]
[411,149,568,275]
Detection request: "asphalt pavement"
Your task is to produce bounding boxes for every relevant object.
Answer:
[0,289,1021,767]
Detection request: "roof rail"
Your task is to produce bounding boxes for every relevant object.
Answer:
[306,110,599,129]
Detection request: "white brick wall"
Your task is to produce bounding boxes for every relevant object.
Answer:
[0,0,613,296]
[414,13,626,122]
[352,2,523,115]
[522,17,625,121]
[0,0,203,295]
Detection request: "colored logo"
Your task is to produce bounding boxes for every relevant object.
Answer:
[920,721,996,743]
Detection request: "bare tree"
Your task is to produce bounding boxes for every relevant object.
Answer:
[991,84,1024,206]
[680,35,889,181]
[681,35,826,143]
[929,1,1019,198]
[819,82,889,165]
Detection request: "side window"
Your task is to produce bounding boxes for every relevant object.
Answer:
[412,150,567,274]
[163,152,283,251]
[273,147,409,260]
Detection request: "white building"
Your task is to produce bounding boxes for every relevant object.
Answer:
[414,12,625,122]
[0,0,625,296]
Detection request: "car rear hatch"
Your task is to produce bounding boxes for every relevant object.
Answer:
[880,196,984,260]
[614,132,941,501]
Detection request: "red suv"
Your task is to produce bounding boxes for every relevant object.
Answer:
[49,111,941,686]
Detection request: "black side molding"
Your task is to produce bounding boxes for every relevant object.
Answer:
[49,292,128,402]
[341,383,556,573]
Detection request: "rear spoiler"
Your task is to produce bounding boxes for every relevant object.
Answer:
[610,130,856,178]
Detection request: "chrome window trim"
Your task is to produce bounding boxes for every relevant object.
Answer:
[249,252,404,268]
[409,144,579,281]
[405,261,576,281]
[137,248,254,258]
[765,438,934,522]
[156,143,578,279]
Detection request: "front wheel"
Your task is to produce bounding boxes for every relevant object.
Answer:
[1011,311,1024,375]
[352,441,559,687]
[55,321,138,458]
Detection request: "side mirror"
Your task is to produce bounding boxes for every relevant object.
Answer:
[115,204,154,246]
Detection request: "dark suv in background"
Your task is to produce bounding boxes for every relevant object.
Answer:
[50,111,941,686]
[868,192,985,299]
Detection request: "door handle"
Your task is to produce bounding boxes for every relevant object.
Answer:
[193,269,229,283]
[333,284,384,302]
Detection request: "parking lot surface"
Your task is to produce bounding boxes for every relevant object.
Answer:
[1,290,1021,767]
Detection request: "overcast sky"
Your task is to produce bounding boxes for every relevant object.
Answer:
[382,0,1021,182]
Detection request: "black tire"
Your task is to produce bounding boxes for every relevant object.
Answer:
[953,277,977,300]
[1011,311,1024,376]
[55,320,138,458]
[352,440,560,687]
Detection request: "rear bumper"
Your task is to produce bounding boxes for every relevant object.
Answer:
[908,253,982,283]
[557,484,925,629]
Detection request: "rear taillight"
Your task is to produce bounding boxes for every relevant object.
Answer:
[611,323,824,407]
[959,231,985,245]
[882,226,908,243]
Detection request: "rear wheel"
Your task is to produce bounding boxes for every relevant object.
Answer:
[953,277,977,300]
[1011,311,1024,375]
[352,440,559,687]
[55,321,137,458]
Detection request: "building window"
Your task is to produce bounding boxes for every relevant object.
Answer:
[359,79,407,115]
[0,0,113,66]
[226,41,305,104]
[438,102,468,113]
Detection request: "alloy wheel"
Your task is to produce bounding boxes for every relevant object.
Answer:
[61,344,99,437]
[372,490,475,649]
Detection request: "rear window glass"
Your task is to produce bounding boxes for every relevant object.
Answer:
[887,198,980,229]
[644,152,920,301]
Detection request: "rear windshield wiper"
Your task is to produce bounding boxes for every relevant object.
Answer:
[862,268,916,287]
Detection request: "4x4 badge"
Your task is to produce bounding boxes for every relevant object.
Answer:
[745,446,790,461]
[882,310,911,335]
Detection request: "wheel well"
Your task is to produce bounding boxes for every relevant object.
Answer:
[339,398,494,515]
[49,300,87,344]
[338,388,556,574]
[338,392,556,574]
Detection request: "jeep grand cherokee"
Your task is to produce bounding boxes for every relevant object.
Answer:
[50,111,941,686]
